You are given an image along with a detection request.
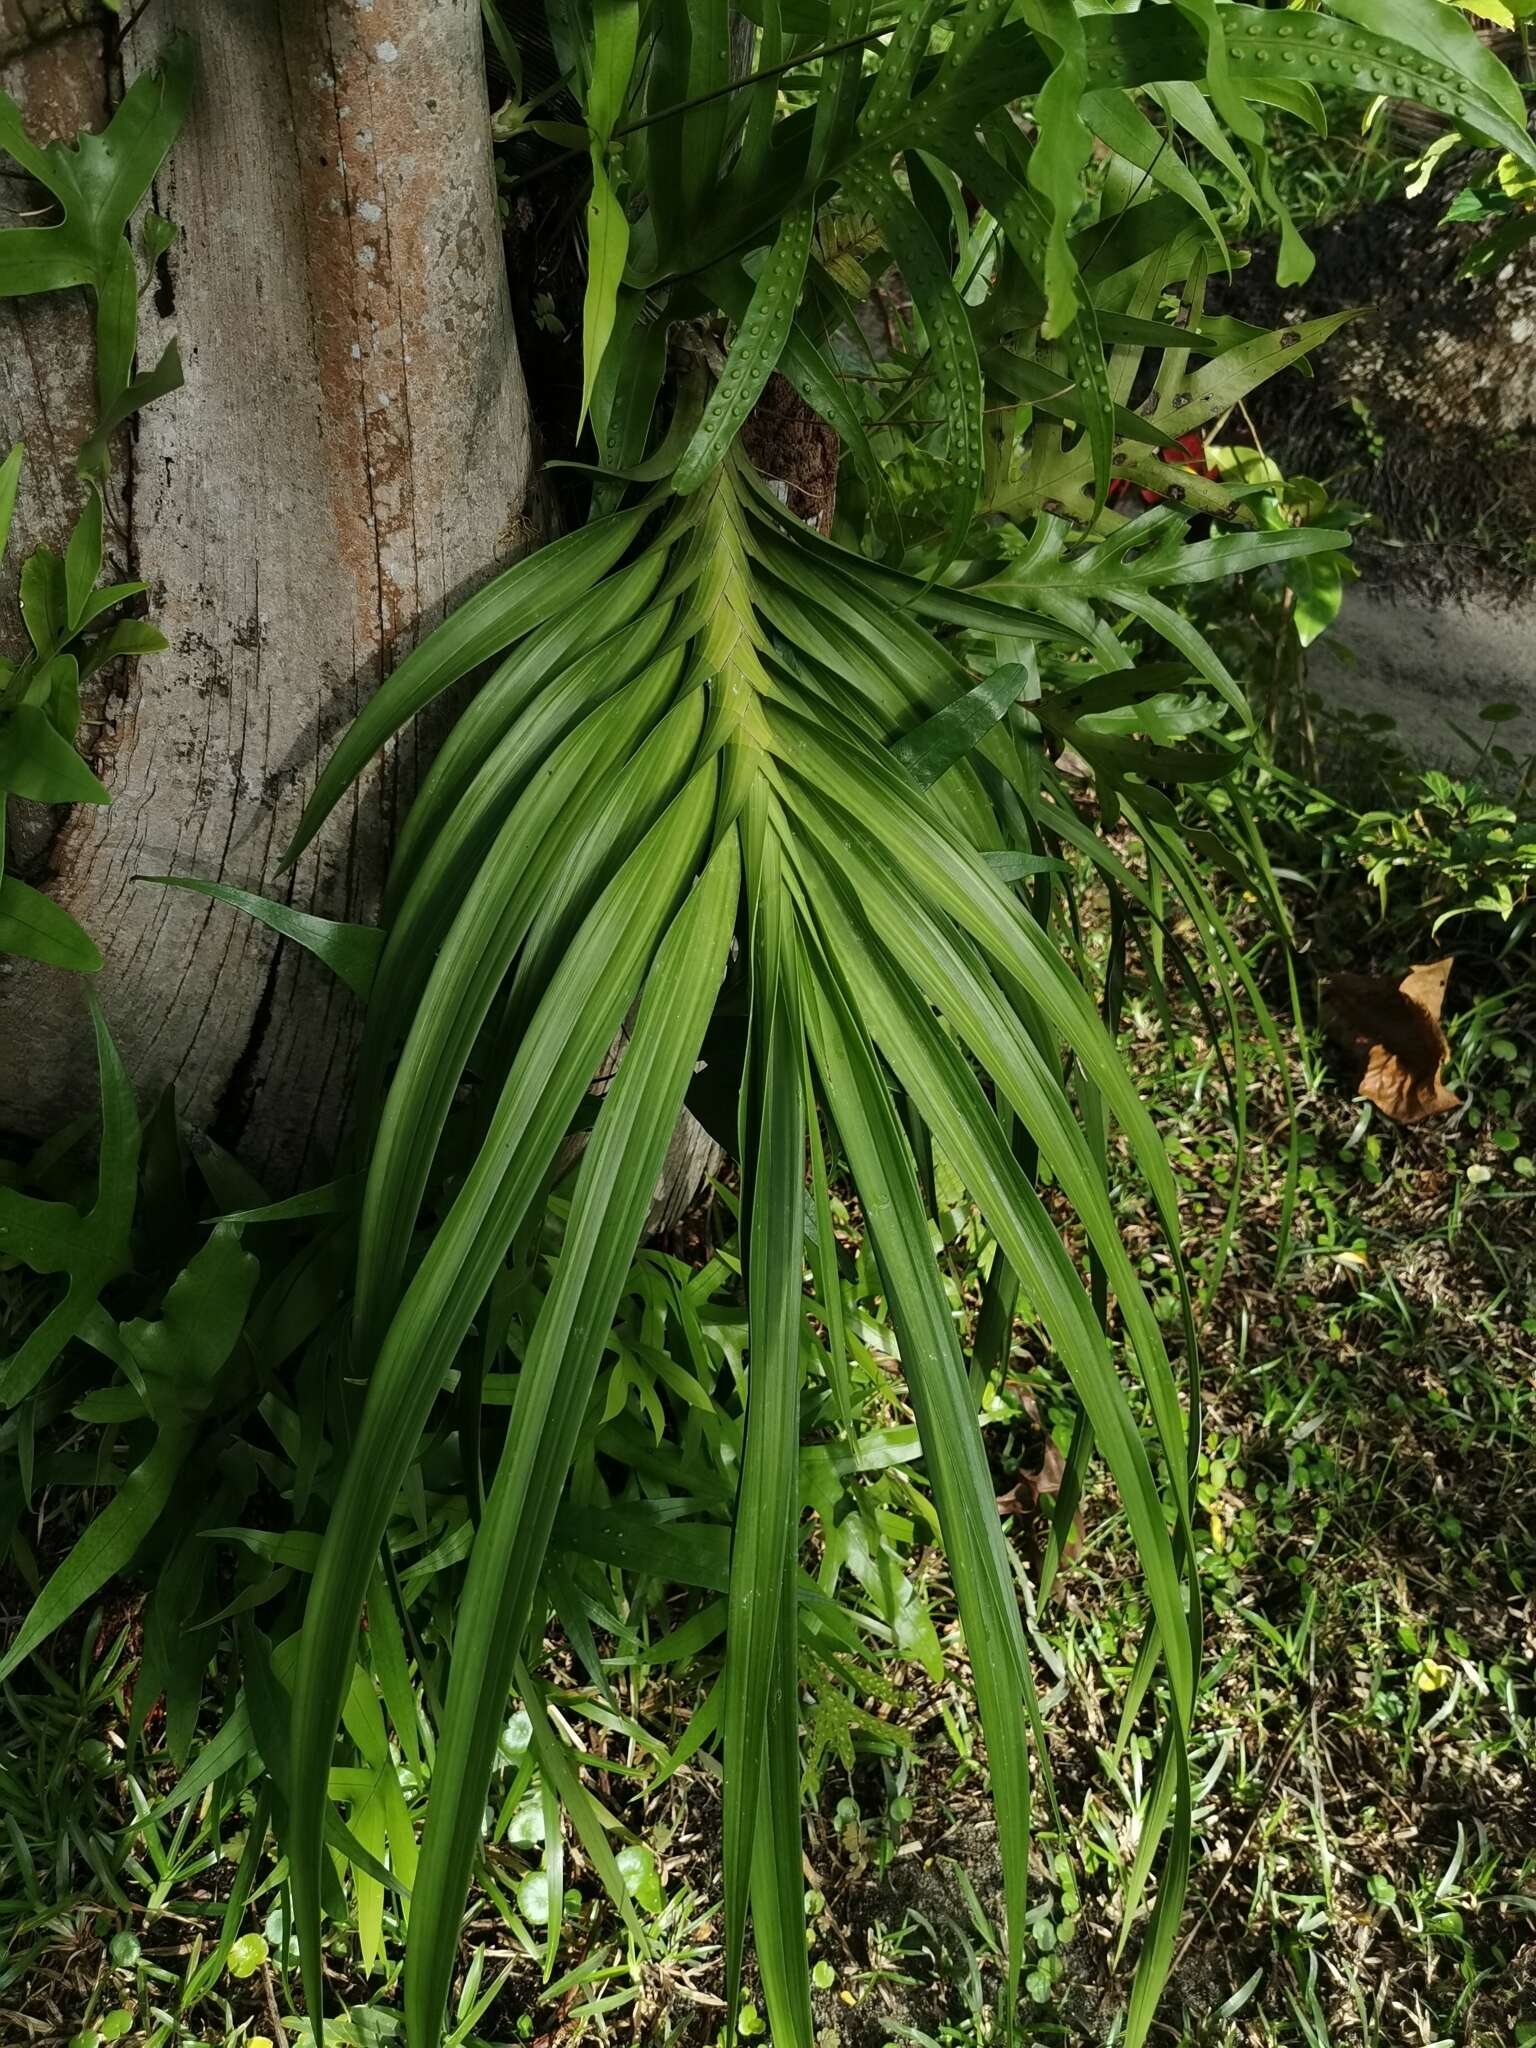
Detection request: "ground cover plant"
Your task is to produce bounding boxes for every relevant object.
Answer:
[1,6,1533,2048]
[5,697,1532,2048]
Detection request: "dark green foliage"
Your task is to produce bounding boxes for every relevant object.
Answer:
[0,456,168,974]
[2,11,1532,2048]
[0,37,191,475]
[268,9,1533,2042]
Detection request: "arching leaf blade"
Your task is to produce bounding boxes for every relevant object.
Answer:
[722,813,811,2041]
[845,171,982,569]
[403,832,738,2048]
[802,958,1035,2020]
[675,206,815,496]
[280,508,649,871]
[286,779,717,2044]
[140,876,383,1000]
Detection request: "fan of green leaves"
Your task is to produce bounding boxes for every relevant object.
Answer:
[280,451,1203,2047]
[230,3,1533,2045]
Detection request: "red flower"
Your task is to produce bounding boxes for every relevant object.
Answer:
[1107,428,1221,506]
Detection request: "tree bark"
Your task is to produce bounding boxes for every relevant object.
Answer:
[0,0,538,1184]
[0,2,107,876]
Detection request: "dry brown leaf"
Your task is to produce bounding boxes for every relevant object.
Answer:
[1322,957,1460,1124]
[995,1384,1083,1574]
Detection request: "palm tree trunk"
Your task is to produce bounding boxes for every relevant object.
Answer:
[0,0,539,1184]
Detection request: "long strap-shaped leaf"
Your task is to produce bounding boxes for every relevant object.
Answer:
[1084,88,1231,264]
[778,684,1204,1542]
[581,158,631,433]
[505,691,710,1022]
[281,506,649,869]
[579,0,640,423]
[1322,0,1531,151]
[856,0,949,140]
[142,876,383,1001]
[354,680,700,1353]
[808,0,873,181]
[766,703,1186,1244]
[860,6,1536,195]
[813,870,1198,2036]
[721,790,813,2045]
[803,958,1035,2020]
[355,621,686,1128]
[603,5,1490,296]
[1019,0,1094,337]
[385,543,673,905]
[1172,0,1311,285]
[847,169,984,567]
[738,461,1065,637]
[931,127,1114,512]
[674,205,815,496]
[809,868,1192,1700]
[890,659,1031,788]
[792,817,1192,1529]
[288,776,717,2042]
[402,831,738,2048]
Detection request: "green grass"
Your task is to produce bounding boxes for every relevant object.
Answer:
[4,713,1532,2048]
